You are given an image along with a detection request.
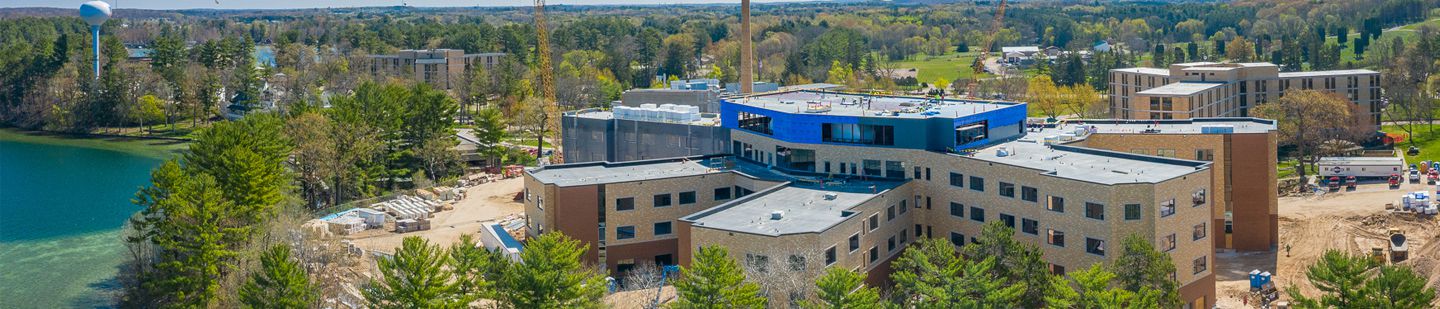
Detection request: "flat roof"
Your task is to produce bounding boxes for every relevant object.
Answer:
[527,157,727,187]
[730,90,1019,119]
[1002,46,1041,53]
[970,128,1211,185]
[1072,118,1277,134]
[1112,67,1170,75]
[1136,82,1225,96]
[1278,69,1380,78]
[1317,157,1405,165]
[567,110,721,126]
[684,181,901,236]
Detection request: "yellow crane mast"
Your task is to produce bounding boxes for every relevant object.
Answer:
[965,0,1007,99]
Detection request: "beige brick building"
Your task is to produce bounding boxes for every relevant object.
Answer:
[366,49,505,90]
[1109,62,1380,128]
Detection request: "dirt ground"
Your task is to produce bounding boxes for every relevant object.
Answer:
[1214,178,1440,308]
[345,177,526,253]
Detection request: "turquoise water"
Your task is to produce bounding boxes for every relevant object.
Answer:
[0,140,161,308]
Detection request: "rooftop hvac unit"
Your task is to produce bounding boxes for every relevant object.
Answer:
[640,103,658,109]
[771,211,784,220]
[1201,125,1235,134]
[996,147,1012,157]
[824,192,838,200]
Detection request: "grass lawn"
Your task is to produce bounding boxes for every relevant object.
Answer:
[0,128,188,159]
[1383,124,1440,163]
[1276,159,1317,179]
[505,137,553,149]
[885,51,988,83]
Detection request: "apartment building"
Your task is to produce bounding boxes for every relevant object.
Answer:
[1109,62,1380,128]
[1072,119,1279,251]
[527,91,1238,308]
[366,49,505,90]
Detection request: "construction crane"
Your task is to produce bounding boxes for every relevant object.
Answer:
[534,0,562,164]
[964,0,1007,99]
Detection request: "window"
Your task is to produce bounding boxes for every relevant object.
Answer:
[1193,256,1208,274]
[1049,264,1066,275]
[1192,189,1207,206]
[955,120,988,145]
[654,222,673,236]
[900,201,909,214]
[915,224,923,237]
[849,233,861,252]
[679,191,696,205]
[950,202,965,217]
[1022,219,1039,235]
[737,111,773,135]
[1021,186,1038,202]
[1047,196,1065,213]
[1156,149,1176,157]
[999,182,1015,198]
[617,197,635,211]
[617,226,636,240]
[885,161,905,179]
[1048,229,1065,247]
[1000,214,1016,228]
[825,246,837,265]
[949,172,964,187]
[969,176,985,191]
[869,214,879,231]
[823,123,895,145]
[887,236,896,252]
[863,160,882,177]
[653,194,672,207]
[1194,223,1208,240]
[745,254,770,272]
[788,255,806,271]
[1160,199,1177,217]
[714,187,732,200]
[1086,238,1105,256]
[970,206,986,222]
[1125,204,1142,220]
[913,166,921,179]
[869,247,879,264]
[1085,202,1104,220]
[887,205,896,221]
[950,232,965,247]
[1162,234,1177,252]
[1195,149,1214,161]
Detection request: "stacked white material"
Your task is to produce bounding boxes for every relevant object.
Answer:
[328,216,366,235]
[376,195,437,220]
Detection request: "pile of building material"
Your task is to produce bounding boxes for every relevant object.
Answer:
[320,208,388,235]
[373,195,439,220]
[395,218,432,233]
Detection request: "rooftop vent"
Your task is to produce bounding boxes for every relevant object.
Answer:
[996,147,1012,157]
[771,211,784,220]
[824,192,838,200]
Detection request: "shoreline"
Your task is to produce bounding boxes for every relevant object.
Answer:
[0,128,188,160]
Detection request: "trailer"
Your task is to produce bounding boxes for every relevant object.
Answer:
[1318,157,1406,179]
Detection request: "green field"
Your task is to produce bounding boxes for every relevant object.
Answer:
[1384,124,1440,163]
[0,128,187,159]
[885,52,986,84]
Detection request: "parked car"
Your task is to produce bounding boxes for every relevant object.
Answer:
[1410,169,1421,183]
[1329,176,1341,191]
[1390,174,1403,189]
[1346,176,1357,190]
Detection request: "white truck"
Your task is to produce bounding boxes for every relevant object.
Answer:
[1318,157,1405,179]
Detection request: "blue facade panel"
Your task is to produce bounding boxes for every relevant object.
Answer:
[721,98,1029,152]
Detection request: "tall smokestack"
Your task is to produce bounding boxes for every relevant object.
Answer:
[740,0,754,94]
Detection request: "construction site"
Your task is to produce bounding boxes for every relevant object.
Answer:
[1213,175,1440,307]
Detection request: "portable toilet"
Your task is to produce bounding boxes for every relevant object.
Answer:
[1248,270,1272,290]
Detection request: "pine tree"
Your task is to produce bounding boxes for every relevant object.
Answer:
[239,245,318,309]
[1287,249,1372,308]
[892,237,1022,308]
[496,232,607,308]
[963,221,1073,308]
[1111,234,1181,308]
[365,237,467,309]
[805,267,882,309]
[1358,265,1437,308]
[449,234,504,298]
[128,161,237,307]
[670,246,767,309]
[1068,264,1161,309]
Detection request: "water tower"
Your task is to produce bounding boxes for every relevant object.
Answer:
[79,1,112,79]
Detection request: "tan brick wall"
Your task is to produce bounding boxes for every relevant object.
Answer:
[1109,66,1380,126]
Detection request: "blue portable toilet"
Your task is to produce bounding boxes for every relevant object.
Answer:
[1249,270,1272,290]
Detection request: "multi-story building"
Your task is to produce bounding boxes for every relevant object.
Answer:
[1070,119,1279,251]
[366,49,505,90]
[1109,62,1380,128]
[526,91,1263,308]
[560,107,730,163]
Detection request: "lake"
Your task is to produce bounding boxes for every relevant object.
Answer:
[0,134,166,308]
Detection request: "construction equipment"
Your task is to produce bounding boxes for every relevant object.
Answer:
[1390,228,1409,262]
[1370,247,1386,264]
[963,0,1008,99]
[1345,176,1357,190]
[533,0,562,164]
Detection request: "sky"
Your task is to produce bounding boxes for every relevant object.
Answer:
[1,0,811,10]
